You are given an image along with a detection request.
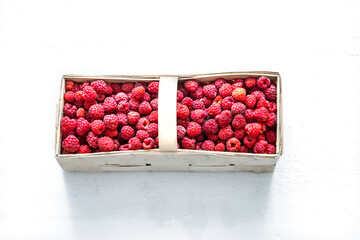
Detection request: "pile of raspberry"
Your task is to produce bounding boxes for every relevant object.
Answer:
[60,80,160,153]
[177,77,277,154]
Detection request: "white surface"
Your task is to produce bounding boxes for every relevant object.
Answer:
[0,0,360,239]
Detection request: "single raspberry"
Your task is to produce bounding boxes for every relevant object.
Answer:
[105,84,113,95]
[78,145,92,154]
[60,116,77,134]
[243,135,257,148]
[245,77,257,88]
[97,136,114,152]
[62,135,80,153]
[132,85,145,99]
[147,123,158,137]
[251,91,265,101]
[149,111,158,123]
[76,108,85,118]
[207,103,222,117]
[245,123,262,137]
[181,97,193,109]
[83,100,97,110]
[254,107,268,122]
[63,103,77,118]
[136,117,150,130]
[177,118,190,128]
[259,122,266,133]
[119,144,130,151]
[103,128,117,139]
[127,137,141,150]
[218,125,234,140]
[147,81,159,93]
[203,119,219,135]
[257,76,271,89]
[89,104,105,120]
[142,137,155,149]
[244,109,255,122]
[186,122,202,137]
[190,109,206,123]
[177,90,184,102]
[113,139,120,151]
[65,81,74,91]
[231,102,246,115]
[226,137,241,152]
[202,97,213,107]
[239,145,248,153]
[90,80,107,95]
[221,96,235,110]
[215,110,232,128]
[136,130,150,142]
[96,94,105,102]
[232,114,247,130]
[267,144,276,154]
[203,84,217,99]
[213,96,223,105]
[177,103,190,119]
[117,100,129,113]
[149,98,158,110]
[265,113,276,127]
[139,101,152,115]
[82,86,98,101]
[219,83,233,97]
[103,114,118,129]
[194,142,201,150]
[190,87,204,100]
[234,78,245,86]
[114,92,128,103]
[214,78,226,89]
[184,80,199,92]
[76,118,91,136]
[232,82,244,90]
[86,131,98,148]
[206,133,219,142]
[266,130,276,144]
[257,133,266,141]
[91,120,105,135]
[257,98,269,109]
[176,125,186,139]
[74,91,83,102]
[215,142,226,151]
[79,82,89,90]
[71,83,80,92]
[178,85,188,97]
[201,140,215,151]
[264,84,276,101]
[103,97,117,112]
[128,98,140,111]
[192,100,205,110]
[117,112,128,126]
[122,82,135,93]
[244,95,257,109]
[111,83,122,94]
[121,125,135,140]
[254,140,268,153]
[62,129,75,140]
[181,137,196,149]
[127,111,140,125]
[64,91,75,103]
[142,92,151,103]
[232,88,246,101]
[268,102,277,113]
[234,128,246,140]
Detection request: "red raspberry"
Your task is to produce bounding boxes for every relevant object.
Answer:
[89,104,104,119]
[243,135,257,148]
[181,137,196,149]
[114,92,128,103]
[215,110,232,128]
[119,144,130,151]
[135,82,147,88]
[104,114,118,129]
[86,131,98,148]
[143,137,155,149]
[63,103,77,118]
[79,82,89,91]
[201,140,215,151]
[191,109,206,123]
[215,78,226,89]
[267,144,276,154]
[232,114,247,130]
[268,102,277,113]
[218,125,234,140]
[122,83,135,93]
[75,91,83,102]
[132,85,145,99]
[259,122,266,133]
[149,111,158,123]
[76,108,85,118]
[91,120,105,135]
[202,97,213,107]
[65,81,74,91]
[190,87,204,100]
[136,117,150,130]
[147,123,158,137]
[254,107,268,122]
[266,130,276,144]
[113,139,120,151]
[155,137,159,146]
[264,84,276,101]
[244,95,257,109]
[83,100,96,110]
[136,130,150,141]
[194,142,201,150]
[117,113,128,126]
[232,88,246,101]
[147,81,159,93]
[187,122,202,137]
[106,84,114,95]
[251,91,265,101]
[64,91,75,103]
[219,83,232,97]
[213,96,223,105]
[254,140,268,153]
[174,90,183,102]
[257,133,266,141]
[128,98,140,111]
[184,80,199,92]
[72,83,80,92]
[232,82,244,90]
[234,128,246,140]
[177,125,186,139]
[193,100,205,110]
[207,103,222,117]
[117,100,129,113]
[234,78,245,86]
[150,98,158,110]
[257,76,271,89]
[62,129,75,140]
[226,137,241,152]
[257,98,269,109]
[244,109,255,122]
[127,111,140,125]
[76,118,91,136]
[203,119,219,135]
[98,136,114,152]
[215,142,225,151]
[239,145,248,153]
[203,84,217,99]
[221,96,235,110]
[83,86,98,101]
[177,103,190,119]
[265,113,276,127]
[60,116,77,133]
[78,145,92,154]
[62,135,80,153]
[245,77,257,88]
[231,102,246,115]
[111,83,122,94]
[90,80,107,95]
[139,101,152,115]
[96,94,105,103]
[206,133,219,142]
[181,97,193,109]
[177,118,190,128]
[103,97,117,112]
[104,128,117,138]
[121,125,135,140]
[245,123,262,137]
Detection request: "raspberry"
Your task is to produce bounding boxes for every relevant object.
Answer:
[90,80,107,95]
[174,125,186,140]
[83,86,98,101]
[136,117,150,130]
[142,137,155,149]
[118,100,129,113]
[98,136,114,152]
[239,145,248,153]
[218,125,234,140]
[203,84,217,99]
[186,122,202,137]
[72,83,80,92]
[63,103,77,118]
[215,110,232,128]
[139,101,152,115]
[65,81,74,91]
[215,142,225,151]
[254,107,268,122]
[79,82,89,91]
[111,83,122,94]
[177,103,190,119]
[150,98,158,110]
[192,100,205,110]
[181,137,196,149]
[106,84,114,95]
[83,100,96,110]
[232,82,244,90]
[113,139,120,151]
[181,97,193,109]
[119,144,129,151]
[257,76,271,89]
[176,90,184,102]
[232,88,246,101]
[196,133,205,142]
[91,120,106,135]
[245,123,262,137]
[244,95,257,109]
[136,130,150,141]
[103,97,117,112]
[121,125,135,140]
[177,118,190,128]
[215,78,226,89]
[234,78,245,86]
[251,91,265,101]
[243,135,257,148]
[226,137,240,152]
[190,87,204,100]
[127,111,140,125]
[234,128,246,140]
[207,103,222,117]
[203,119,219,135]
[147,123,158,137]
[268,102,277,113]
[245,77,257,88]
[257,133,266,141]
[128,98,140,111]
[76,108,85,118]
[267,144,276,154]
[62,135,80,153]
[96,94,105,102]
[117,112,128,126]
[149,111,158,123]
[266,130,276,144]
[76,118,91,136]
[221,96,235,110]
[122,83,135,93]
[265,113,276,127]
[86,131,98,148]
[184,80,199,92]
[64,91,75,102]
[89,104,104,120]
[75,91,83,102]
[201,140,215,151]
[60,116,77,133]
[213,96,223,105]
[132,85,145,99]
[195,142,201,150]
[78,145,92,154]
[264,84,276,101]
[104,114,118,129]
[155,137,159,146]
[114,92,128,103]
[191,109,206,123]
[257,98,269,109]
[259,122,266,133]
[147,81,159,93]
[254,140,268,153]
[219,83,232,97]
[206,133,219,142]
[232,114,247,129]
[135,82,147,88]
[244,109,255,122]
[125,137,140,150]
[231,102,246,115]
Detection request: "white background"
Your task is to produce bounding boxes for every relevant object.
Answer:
[1,0,360,239]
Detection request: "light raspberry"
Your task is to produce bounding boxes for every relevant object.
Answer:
[187,122,202,137]
[143,137,155,149]
[203,84,217,99]
[232,88,246,101]
[201,140,215,151]
[139,101,152,115]
[76,118,91,136]
[98,136,114,152]
[219,83,233,97]
[128,111,140,125]
[89,104,105,120]
[86,131,98,148]
[121,125,135,140]
[104,114,119,129]
[231,102,246,115]
[257,76,271,89]
[147,123,158,138]
[232,114,247,130]
[60,116,77,134]
[62,135,80,153]
[184,80,199,92]
[218,125,234,140]
[136,130,150,142]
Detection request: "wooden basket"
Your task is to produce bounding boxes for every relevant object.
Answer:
[55,71,283,172]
